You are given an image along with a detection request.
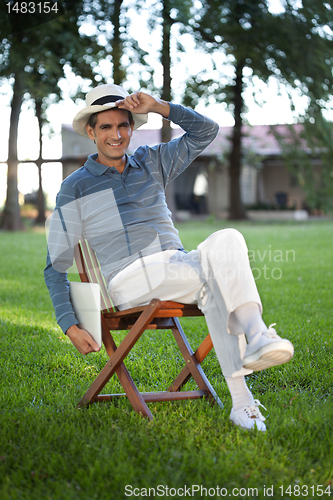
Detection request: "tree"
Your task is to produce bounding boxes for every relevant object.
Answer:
[34,99,46,224]
[186,0,333,219]
[28,0,146,224]
[141,0,195,134]
[138,0,194,217]
[80,0,154,88]
[0,1,104,230]
[160,0,183,217]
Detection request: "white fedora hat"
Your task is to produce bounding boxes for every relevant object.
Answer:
[72,83,148,137]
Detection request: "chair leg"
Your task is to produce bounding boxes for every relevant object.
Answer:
[169,318,223,408]
[100,316,154,420]
[78,299,161,419]
[169,334,213,390]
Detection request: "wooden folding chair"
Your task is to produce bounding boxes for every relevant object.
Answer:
[74,239,223,420]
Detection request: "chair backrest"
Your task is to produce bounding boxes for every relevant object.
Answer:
[74,239,114,313]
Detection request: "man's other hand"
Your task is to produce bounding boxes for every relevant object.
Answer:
[66,324,101,355]
[115,92,170,118]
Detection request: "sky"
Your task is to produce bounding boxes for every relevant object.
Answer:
[0,0,328,209]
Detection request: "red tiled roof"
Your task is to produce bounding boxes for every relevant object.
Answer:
[127,124,304,157]
[63,123,303,157]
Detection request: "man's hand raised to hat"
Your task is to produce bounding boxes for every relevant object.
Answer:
[115,91,170,119]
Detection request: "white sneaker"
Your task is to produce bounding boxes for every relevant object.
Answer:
[242,324,294,372]
[230,400,267,431]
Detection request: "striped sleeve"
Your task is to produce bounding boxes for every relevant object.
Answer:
[44,183,82,333]
[147,103,219,187]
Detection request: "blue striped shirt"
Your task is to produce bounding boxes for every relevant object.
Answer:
[44,103,219,333]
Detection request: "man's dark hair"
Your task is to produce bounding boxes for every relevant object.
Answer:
[87,109,134,130]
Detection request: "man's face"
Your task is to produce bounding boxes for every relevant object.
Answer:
[86,108,134,168]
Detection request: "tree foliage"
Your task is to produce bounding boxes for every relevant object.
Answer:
[136,0,194,135]
[136,0,194,218]
[0,0,159,229]
[0,1,104,230]
[2,0,333,226]
[186,0,333,219]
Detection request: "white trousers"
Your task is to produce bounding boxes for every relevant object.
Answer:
[108,229,262,378]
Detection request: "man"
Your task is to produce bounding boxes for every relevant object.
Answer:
[45,83,294,431]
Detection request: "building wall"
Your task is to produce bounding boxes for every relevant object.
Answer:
[174,160,208,213]
[207,164,229,214]
[260,159,305,208]
[206,163,258,215]
[63,160,86,180]
[62,128,95,157]
[241,165,257,205]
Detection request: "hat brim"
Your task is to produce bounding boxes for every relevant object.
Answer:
[72,103,148,137]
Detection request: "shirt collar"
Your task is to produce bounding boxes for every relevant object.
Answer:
[84,153,140,176]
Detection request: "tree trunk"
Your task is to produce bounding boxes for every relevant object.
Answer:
[161,0,177,219]
[228,61,247,220]
[35,99,46,225]
[161,0,172,143]
[0,76,25,231]
[111,0,125,84]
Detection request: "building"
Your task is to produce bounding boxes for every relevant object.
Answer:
[61,122,307,217]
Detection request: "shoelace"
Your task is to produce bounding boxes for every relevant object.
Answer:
[244,400,267,421]
[248,323,279,346]
[265,323,278,338]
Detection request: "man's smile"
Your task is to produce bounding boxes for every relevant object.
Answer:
[86,108,134,171]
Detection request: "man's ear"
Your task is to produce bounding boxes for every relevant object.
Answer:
[86,123,95,140]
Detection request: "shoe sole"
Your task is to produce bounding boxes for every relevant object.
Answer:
[243,341,294,372]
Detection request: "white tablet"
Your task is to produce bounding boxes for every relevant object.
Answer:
[69,281,102,348]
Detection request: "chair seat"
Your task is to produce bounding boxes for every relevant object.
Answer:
[104,301,204,318]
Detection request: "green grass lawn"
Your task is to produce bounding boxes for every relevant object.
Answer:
[0,219,332,500]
